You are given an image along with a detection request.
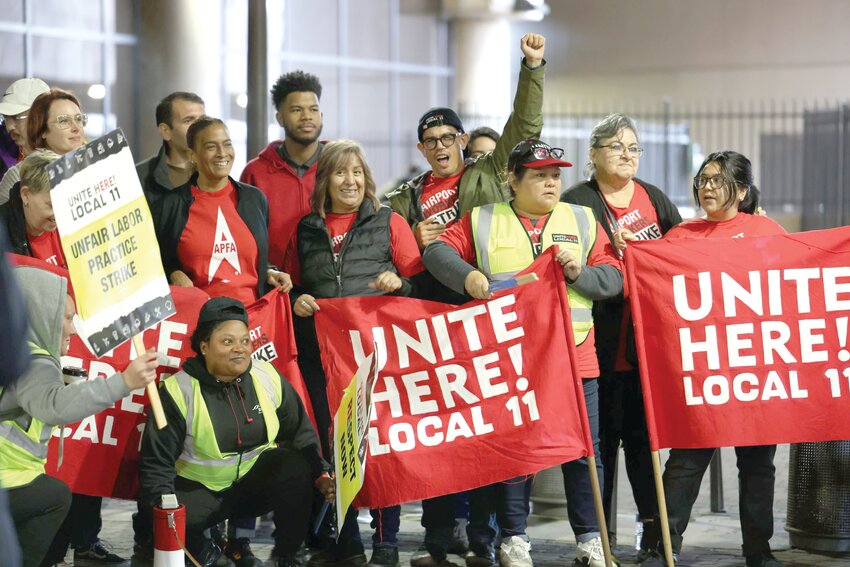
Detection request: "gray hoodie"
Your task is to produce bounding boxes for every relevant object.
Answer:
[0,266,131,426]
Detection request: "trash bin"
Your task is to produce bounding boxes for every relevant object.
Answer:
[530,465,566,518]
[786,441,850,552]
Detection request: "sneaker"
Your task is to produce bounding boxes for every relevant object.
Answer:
[573,537,604,567]
[498,537,532,567]
[224,538,265,567]
[369,546,400,567]
[449,519,469,555]
[74,541,129,566]
[745,552,784,567]
[465,549,495,567]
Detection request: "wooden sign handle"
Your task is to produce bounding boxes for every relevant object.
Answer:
[132,334,167,430]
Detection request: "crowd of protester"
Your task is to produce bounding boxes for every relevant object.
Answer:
[0,30,787,567]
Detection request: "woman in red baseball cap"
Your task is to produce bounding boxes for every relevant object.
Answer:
[423,138,623,567]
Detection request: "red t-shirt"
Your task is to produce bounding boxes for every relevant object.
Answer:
[518,213,550,256]
[177,182,260,306]
[437,207,621,378]
[284,210,425,287]
[420,170,463,227]
[28,230,67,268]
[605,182,662,371]
[664,213,786,240]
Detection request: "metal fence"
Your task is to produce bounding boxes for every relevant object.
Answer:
[460,99,850,228]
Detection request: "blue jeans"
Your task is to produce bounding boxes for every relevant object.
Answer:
[560,378,602,543]
[467,476,533,554]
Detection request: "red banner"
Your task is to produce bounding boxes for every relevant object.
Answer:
[626,227,850,450]
[2,253,312,499]
[314,250,591,509]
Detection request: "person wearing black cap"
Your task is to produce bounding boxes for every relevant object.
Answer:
[138,297,333,567]
[423,140,623,567]
[386,33,546,253]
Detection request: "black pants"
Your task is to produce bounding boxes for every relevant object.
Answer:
[176,447,313,558]
[43,492,103,563]
[662,445,776,556]
[421,494,456,561]
[7,474,72,567]
[598,369,657,528]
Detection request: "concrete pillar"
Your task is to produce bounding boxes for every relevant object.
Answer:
[452,18,512,119]
[137,0,223,158]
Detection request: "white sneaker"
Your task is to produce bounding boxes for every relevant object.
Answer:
[498,536,532,567]
[574,537,605,567]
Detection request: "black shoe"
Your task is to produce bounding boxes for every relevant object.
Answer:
[224,538,265,567]
[309,549,368,567]
[193,539,223,567]
[369,546,400,567]
[73,541,129,566]
[638,551,678,567]
[745,552,784,567]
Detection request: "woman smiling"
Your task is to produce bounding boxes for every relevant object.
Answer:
[154,116,291,307]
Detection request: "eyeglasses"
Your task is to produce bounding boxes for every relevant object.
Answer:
[526,146,565,160]
[2,113,28,124]
[422,132,462,150]
[50,113,88,130]
[693,174,727,190]
[598,142,644,156]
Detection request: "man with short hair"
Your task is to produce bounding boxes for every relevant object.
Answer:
[464,127,500,160]
[0,78,50,203]
[386,33,545,254]
[241,70,323,266]
[387,33,548,567]
[135,91,205,206]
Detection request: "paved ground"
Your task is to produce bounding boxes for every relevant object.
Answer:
[74,445,849,566]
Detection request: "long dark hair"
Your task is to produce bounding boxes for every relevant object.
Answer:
[692,150,756,212]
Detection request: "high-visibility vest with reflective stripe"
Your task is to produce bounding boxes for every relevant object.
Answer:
[162,360,283,492]
[471,201,596,344]
[0,342,55,488]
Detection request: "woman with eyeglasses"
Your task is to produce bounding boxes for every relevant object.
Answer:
[635,151,786,567]
[0,88,87,205]
[423,139,623,567]
[560,113,682,560]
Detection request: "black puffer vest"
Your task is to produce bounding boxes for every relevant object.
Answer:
[297,200,396,298]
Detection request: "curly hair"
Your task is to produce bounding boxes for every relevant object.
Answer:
[271,70,322,109]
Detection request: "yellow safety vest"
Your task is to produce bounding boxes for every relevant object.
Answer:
[162,359,283,492]
[470,201,597,344]
[0,342,55,488]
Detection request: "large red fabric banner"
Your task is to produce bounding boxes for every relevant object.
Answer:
[8,253,308,499]
[314,250,591,509]
[625,227,850,451]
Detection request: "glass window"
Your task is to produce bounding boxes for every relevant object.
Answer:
[399,12,443,65]
[30,0,101,30]
[0,33,25,81]
[31,36,102,85]
[285,0,338,55]
[0,0,24,23]
[348,0,389,60]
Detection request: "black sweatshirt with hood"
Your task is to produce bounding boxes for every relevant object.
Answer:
[138,357,327,505]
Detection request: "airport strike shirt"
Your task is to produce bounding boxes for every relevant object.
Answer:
[420,170,463,227]
[28,229,67,268]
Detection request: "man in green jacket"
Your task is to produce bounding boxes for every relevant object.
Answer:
[386,33,547,252]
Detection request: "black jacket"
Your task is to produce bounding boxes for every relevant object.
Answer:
[152,174,272,298]
[561,178,682,375]
[0,182,33,257]
[138,357,328,506]
[136,145,175,208]
[295,200,414,299]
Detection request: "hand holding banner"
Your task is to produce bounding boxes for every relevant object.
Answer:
[48,129,172,427]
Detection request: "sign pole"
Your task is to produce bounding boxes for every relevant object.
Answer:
[132,335,166,429]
